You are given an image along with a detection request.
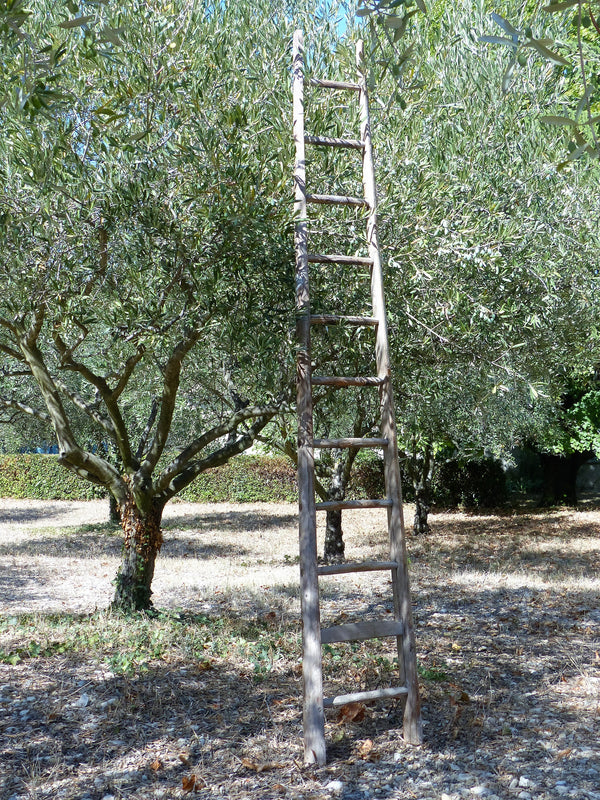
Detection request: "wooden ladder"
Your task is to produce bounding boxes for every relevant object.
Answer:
[293,30,422,765]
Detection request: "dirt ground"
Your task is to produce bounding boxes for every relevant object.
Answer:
[1,499,599,799]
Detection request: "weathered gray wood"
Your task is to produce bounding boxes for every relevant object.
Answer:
[357,39,422,746]
[313,437,388,448]
[310,314,378,326]
[310,77,361,91]
[311,375,385,387]
[308,253,373,265]
[317,560,398,576]
[306,193,368,207]
[315,498,392,512]
[323,686,408,707]
[293,32,422,764]
[321,620,405,644]
[293,30,326,767]
[305,134,364,150]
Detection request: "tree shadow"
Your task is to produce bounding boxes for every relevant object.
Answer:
[0,504,83,524]
[408,510,600,580]
[0,531,252,561]
[162,508,297,533]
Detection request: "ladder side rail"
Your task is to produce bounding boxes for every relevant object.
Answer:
[293,30,327,767]
[356,40,423,745]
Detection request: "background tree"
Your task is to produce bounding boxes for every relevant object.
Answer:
[364,0,600,525]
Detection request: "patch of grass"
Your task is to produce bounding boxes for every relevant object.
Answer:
[418,661,449,682]
[0,609,300,677]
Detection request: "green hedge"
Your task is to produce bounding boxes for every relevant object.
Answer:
[179,455,297,503]
[0,453,298,503]
[0,452,393,504]
[0,455,106,500]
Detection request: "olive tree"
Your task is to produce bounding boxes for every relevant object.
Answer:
[0,0,322,610]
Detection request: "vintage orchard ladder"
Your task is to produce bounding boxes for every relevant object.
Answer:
[293,30,422,765]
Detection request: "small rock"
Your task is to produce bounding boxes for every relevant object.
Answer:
[325,780,344,795]
[518,777,531,788]
[76,693,90,708]
[517,793,531,800]
[470,786,489,797]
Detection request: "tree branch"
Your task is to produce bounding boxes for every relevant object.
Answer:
[54,379,115,436]
[111,347,145,401]
[0,342,28,362]
[135,397,159,462]
[24,306,45,349]
[17,334,127,502]
[156,408,278,502]
[53,330,135,467]
[155,402,282,493]
[140,326,202,475]
[0,395,52,424]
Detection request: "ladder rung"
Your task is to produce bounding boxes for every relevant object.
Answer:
[313,438,388,449]
[310,78,361,91]
[310,315,378,327]
[311,375,386,387]
[321,620,405,644]
[308,253,373,266]
[304,134,364,150]
[323,686,409,708]
[315,498,392,512]
[306,193,368,208]
[318,560,398,576]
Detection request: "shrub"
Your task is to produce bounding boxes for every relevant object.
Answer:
[175,455,298,503]
[349,451,385,499]
[0,455,106,500]
[433,457,507,508]
[0,453,298,503]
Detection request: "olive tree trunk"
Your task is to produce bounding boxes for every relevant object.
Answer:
[407,443,434,536]
[322,450,357,562]
[112,493,165,611]
[538,451,591,507]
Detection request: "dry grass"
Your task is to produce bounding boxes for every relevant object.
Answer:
[1,500,599,799]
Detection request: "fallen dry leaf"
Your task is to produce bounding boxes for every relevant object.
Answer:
[149,758,162,772]
[358,739,373,756]
[448,685,470,705]
[357,739,380,762]
[196,660,213,673]
[182,774,198,792]
[336,702,366,724]
[179,752,190,766]
[556,748,573,759]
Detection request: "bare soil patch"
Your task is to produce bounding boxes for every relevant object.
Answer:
[1,500,599,799]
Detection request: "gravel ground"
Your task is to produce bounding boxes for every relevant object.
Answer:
[0,499,599,800]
